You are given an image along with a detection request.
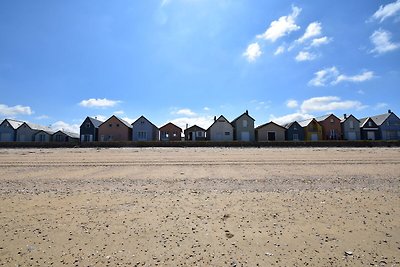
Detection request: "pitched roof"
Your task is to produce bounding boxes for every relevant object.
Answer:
[359,117,379,128]
[359,111,398,127]
[131,115,158,129]
[19,122,52,132]
[53,130,80,138]
[370,112,397,126]
[231,111,255,124]
[283,121,301,129]
[207,115,232,131]
[35,129,55,135]
[184,125,206,132]
[2,119,24,129]
[256,121,286,130]
[100,115,133,128]
[297,118,315,127]
[159,122,182,131]
[88,117,103,128]
[315,114,340,122]
[340,114,360,123]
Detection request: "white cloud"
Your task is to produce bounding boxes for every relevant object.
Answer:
[310,36,331,47]
[300,96,366,113]
[309,67,374,86]
[297,22,322,43]
[357,89,365,95]
[79,98,121,108]
[370,29,400,54]
[286,99,298,108]
[172,108,197,116]
[257,5,301,42]
[0,104,33,116]
[274,45,285,55]
[243,42,262,62]
[203,107,210,111]
[295,51,316,61]
[334,71,375,84]
[308,66,339,86]
[169,116,214,130]
[269,112,314,125]
[114,110,125,115]
[371,0,400,22]
[51,121,80,133]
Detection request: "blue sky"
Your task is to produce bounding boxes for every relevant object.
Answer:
[1,0,399,132]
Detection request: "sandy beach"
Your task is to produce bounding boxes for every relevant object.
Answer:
[0,147,399,266]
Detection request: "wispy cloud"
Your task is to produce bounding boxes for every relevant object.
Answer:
[334,71,375,84]
[310,36,331,47]
[374,102,389,110]
[371,0,400,23]
[296,22,322,43]
[0,104,33,116]
[308,67,375,86]
[243,42,262,62]
[308,67,339,87]
[79,98,121,108]
[114,110,125,115]
[274,45,285,55]
[295,51,316,61]
[35,115,50,120]
[257,5,301,42]
[370,29,400,55]
[160,0,171,7]
[250,100,271,110]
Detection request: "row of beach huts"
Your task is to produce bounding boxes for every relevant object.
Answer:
[0,109,399,143]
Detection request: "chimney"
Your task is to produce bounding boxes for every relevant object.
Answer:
[214,116,216,122]
[344,114,347,119]
[186,123,188,129]
[388,109,392,114]
[246,110,248,115]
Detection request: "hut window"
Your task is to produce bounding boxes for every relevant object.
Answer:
[225,132,230,135]
[243,120,248,128]
[86,123,90,128]
[368,121,372,127]
[117,124,120,127]
[109,123,112,128]
[349,121,354,129]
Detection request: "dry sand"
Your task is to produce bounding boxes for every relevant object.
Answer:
[0,147,399,266]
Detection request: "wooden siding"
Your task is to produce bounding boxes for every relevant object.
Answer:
[159,123,182,141]
[207,116,233,141]
[256,122,285,141]
[98,116,132,142]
